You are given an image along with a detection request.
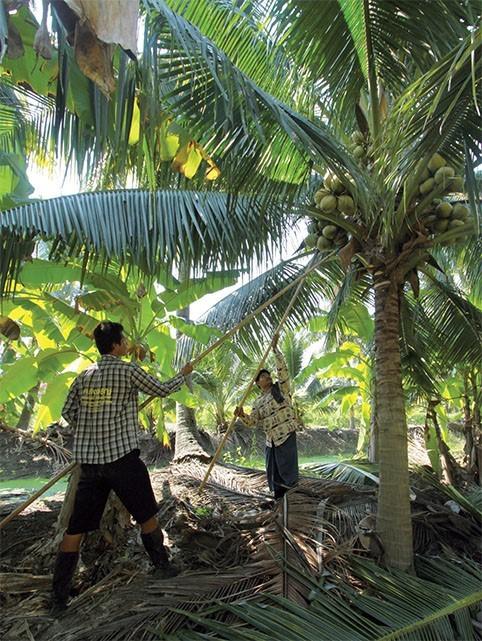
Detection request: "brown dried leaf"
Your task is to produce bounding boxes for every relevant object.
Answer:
[74,20,116,96]
[338,237,361,271]
[407,269,420,298]
[0,316,20,340]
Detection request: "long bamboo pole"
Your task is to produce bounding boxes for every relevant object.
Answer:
[0,461,77,530]
[0,254,326,527]
[198,255,321,493]
[139,256,325,411]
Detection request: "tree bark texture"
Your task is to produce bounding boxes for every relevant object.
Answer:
[368,382,379,463]
[173,264,210,462]
[48,465,81,554]
[470,373,482,485]
[374,282,413,570]
[463,378,474,467]
[428,403,457,485]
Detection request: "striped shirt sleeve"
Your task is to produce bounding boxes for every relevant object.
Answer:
[273,347,291,397]
[130,363,185,397]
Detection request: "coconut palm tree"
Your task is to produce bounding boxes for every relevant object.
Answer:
[1,0,481,571]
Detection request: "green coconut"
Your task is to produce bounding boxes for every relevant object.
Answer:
[320,195,338,212]
[449,176,464,193]
[331,176,345,194]
[337,195,355,215]
[424,214,437,224]
[317,236,333,251]
[307,221,318,234]
[351,131,365,144]
[322,225,338,240]
[420,167,431,182]
[451,204,469,220]
[434,166,455,185]
[314,188,331,205]
[419,178,435,196]
[436,202,453,218]
[427,153,446,173]
[324,173,334,191]
[305,233,319,249]
[353,145,365,159]
[433,219,449,233]
[448,219,465,229]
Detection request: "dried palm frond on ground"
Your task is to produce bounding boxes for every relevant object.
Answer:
[1,459,480,641]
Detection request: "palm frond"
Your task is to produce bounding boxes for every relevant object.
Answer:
[390,26,482,185]
[304,460,380,486]
[324,268,372,349]
[141,0,368,201]
[0,189,287,294]
[268,0,480,124]
[158,0,315,114]
[417,273,482,369]
[414,466,482,521]
[161,555,482,641]
[399,292,440,398]
[280,330,307,380]
[196,255,344,355]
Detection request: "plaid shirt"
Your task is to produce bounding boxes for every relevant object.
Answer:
[62,354,185,464]
[243,348,298,447]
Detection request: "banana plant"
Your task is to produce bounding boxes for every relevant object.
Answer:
[0,258,233,434]
[296,340,372,449]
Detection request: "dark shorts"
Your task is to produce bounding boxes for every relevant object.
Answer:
[265,432,299,498]
[67,449,158,535]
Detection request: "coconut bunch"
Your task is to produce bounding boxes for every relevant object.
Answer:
[422,200,471,243]
[348,130,370,163]
[416,153,472,243]
[305,172,354,252]
[418,153,465,198]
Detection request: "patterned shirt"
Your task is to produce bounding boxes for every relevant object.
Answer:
[243,348,298,447]
[62,354,185,464]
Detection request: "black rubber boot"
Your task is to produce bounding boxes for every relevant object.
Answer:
[50,551,79,616]
[141,527,178,578]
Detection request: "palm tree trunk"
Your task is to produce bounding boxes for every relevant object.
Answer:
[173,262,210,462]
[463,375,474,469]
[48,465,81,555]
[374,282,413,570]
[368,382,379,463]
[427,402,457,484]
[470,372,482,485]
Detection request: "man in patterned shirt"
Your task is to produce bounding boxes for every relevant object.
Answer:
[235,333,299,499]
[51,321,193,614]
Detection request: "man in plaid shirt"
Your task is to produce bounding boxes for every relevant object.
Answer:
[51,321,193,614]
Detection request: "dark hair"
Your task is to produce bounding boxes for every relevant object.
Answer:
[255,369,284,404]
[255,368,270,383]
[93,321,124,355]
